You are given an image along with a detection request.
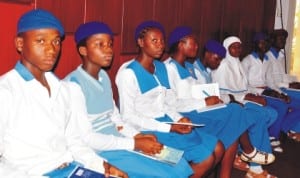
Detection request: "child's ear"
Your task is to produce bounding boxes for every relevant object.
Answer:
[79,46,87,56]
[137,38,144,47]
[15,37,24,53]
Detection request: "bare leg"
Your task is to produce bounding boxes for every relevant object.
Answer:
[239,131,254,154]
[189,154,215,178]
[190,141,224,178]
[219,141,238,178]
[213,141,225,166]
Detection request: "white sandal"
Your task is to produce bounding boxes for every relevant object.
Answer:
[240,149,275,165]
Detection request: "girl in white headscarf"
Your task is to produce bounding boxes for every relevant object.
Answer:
[212,36,278,178]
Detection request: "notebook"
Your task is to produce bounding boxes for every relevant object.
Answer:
[191,83,220,99]
[190,83,227,112]
[68,166,119,178]
[130,146,184,165]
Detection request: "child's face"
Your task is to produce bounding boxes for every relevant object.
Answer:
[16,29,61,72]
[205,52,222,70]
[256,40,268,53]
[139,28,165,59]
[274,35,286,50]
[83,33,113,68]
[228,42,242,58]
[181,36,199,59]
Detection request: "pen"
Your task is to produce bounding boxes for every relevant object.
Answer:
[202,90,210,97]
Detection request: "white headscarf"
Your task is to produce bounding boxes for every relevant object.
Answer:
[223,36,242,58]
[211,36,249,101]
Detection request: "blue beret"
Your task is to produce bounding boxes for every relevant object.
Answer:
[168,26,192,47]
[134,21,165,41]
[253,32,267,42]
[75,21,113,45]
[17,9,64,37]
[205,40,226,58]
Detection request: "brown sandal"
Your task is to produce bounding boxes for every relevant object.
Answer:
[245,170,277,178]
[233,155,249,171]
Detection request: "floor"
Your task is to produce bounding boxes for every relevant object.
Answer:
[208,133,300,178]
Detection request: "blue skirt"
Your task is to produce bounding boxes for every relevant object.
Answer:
[182,103,253,149]
[243,102,277,153]
[140,115,218,164]
[99,150,193,178]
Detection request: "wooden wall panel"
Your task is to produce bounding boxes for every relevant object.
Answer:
[199,0,223,52]
[222,0,242,38]
[0,0,32,4]
[0,0,277,92]
[121,0,155,53]
[153,0,181,46]
[37,0,85,33]
[86,0,122,34]
[263,0,277,32]
[178,0,202,52]
[0,2,33,75]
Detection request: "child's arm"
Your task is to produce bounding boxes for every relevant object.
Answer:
[116,69,171,133]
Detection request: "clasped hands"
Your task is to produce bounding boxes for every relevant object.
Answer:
[289,82,300,89]
[262,89,290,103]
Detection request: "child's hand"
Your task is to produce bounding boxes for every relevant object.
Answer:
[103,161,128,178]
[205,96,222,106]
[134,134,163,155]
[278,93,291,103]
[228,94,244,107]
[289,82,300,89]
[245,93,267,106]
[262,89,290,103]
[170,117,193,134]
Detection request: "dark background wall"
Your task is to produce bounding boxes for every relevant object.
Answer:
[0,0,277,99]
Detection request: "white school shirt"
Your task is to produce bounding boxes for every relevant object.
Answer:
[0,62,104,177]
[241,52,271,88]
[193,58,212,84]
[116,60,183,133]
[164,57,206,112]
[266,47,298,89]
[211,55,264,103]
[64,66,136,151]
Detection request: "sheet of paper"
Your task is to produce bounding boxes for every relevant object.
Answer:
[163,122,205,127]
[191,83,220,99]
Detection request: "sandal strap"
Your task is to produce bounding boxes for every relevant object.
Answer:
[242,150,269,164]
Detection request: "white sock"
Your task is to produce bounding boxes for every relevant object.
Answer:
[244,147,257,157]
[249,165,263,174]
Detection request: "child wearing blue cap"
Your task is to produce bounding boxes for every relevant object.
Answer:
[115,20,225,177]
[64,21,193,178]
[165,27,277,178]
[0,9,127,178]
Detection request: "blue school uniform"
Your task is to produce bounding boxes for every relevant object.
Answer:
[125,60,218,163]
[265,48,300,134]
[194,59,277,153]
[168,58,266,150]
[65,65,193,178]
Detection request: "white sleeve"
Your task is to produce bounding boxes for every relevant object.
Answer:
[65,83,106,173]
[165,63,206,112]
[0,88,37,178]
[116,69,171,132]
[241,56,251,76]
[110,101,140,138]
[69,83,134,151]
[212,62,247,102]
[265,62,287,91]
